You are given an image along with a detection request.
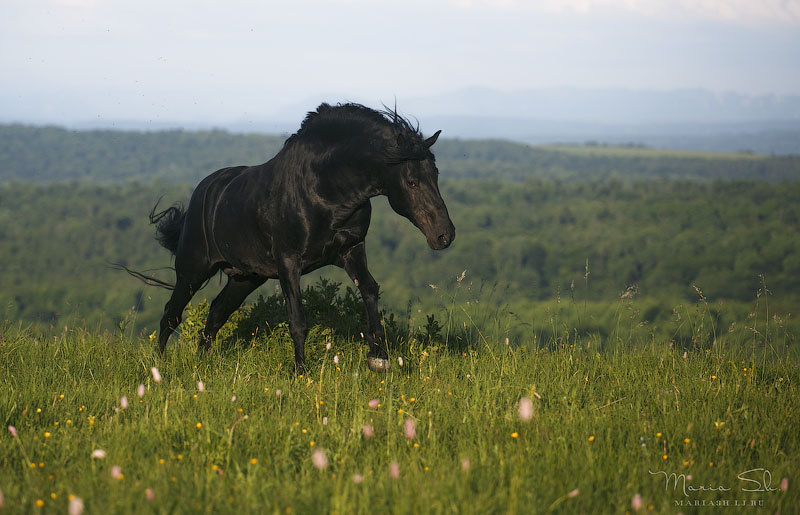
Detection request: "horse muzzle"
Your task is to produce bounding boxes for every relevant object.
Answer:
[427,221,455,250]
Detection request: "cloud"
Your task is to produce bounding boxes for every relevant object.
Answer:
[445,0,800,26]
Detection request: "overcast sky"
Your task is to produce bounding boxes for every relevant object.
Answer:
[2,0,799,126]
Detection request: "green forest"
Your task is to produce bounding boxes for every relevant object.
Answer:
[1,124,798,346]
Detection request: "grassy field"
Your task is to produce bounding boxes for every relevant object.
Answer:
[1,295,798,514]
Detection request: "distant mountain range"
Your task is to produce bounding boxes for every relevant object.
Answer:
[5,88,799,155]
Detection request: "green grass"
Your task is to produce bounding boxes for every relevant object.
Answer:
[1,316,798,513]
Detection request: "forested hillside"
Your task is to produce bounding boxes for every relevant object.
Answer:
[1,124,798,343]
[2,124,799,184]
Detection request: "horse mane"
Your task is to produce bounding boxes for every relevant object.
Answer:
[286,103,431,165]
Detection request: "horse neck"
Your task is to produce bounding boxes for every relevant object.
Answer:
[309,156,384,216]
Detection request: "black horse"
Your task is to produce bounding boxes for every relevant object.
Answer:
[147,103,454,373]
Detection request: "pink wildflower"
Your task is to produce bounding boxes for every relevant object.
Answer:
[404,418,416,439]
[110,465,123,479]
[7,426,17,437]
[311,448,328,470]
[137,384,145,398]
[120,396,129,410]
[150,367,161,383]
[631,493,643,511]
[91,449,107,459]
[368,399,379,409]
[362,425,374,438]
[389,461,400,479]
[518,397,533,421]
[68,496,84,515]
[145,488,155,501]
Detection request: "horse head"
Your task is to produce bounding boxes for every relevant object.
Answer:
[383,129,455,250]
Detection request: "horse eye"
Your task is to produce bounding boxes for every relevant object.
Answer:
[408,180,417,188]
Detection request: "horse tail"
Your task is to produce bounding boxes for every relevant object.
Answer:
[108,262,175,290]
[149,198,186,255]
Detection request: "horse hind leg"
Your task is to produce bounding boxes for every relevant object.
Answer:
[158,269,215,353]
[199,275,266,352]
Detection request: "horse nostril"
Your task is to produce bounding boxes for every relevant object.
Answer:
[437,234,450,247]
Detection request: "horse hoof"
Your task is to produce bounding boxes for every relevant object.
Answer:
[367,356,390,372]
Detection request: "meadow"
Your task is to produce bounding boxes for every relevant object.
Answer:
[1,278,798,514]
[1,125,799,512]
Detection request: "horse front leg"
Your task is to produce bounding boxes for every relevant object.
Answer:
[277,256,308,375]
[338,242,390,372]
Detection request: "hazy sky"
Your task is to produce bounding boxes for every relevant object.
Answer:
[2,0,799,125]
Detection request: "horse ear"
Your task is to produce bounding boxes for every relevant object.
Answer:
[424,130,441,148]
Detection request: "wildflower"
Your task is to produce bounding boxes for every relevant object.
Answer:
[511,432,519,439]
[662,455,668,461]
[518,397,533,421]
[588,435,595,442]
[322,416,328,425]
[197,381,205,392]
[68,496,84,515]
[309,441,315,447]
[631,493,643,512]
[682,351,687,359]
[275,390,282,398]
[353,473,363,484]
[8,426,17,437]
[333,355,339,365]
[567,489,579,498]
[120,396,129,409]
[389,461,400,479]
[145,488,155,501]
[404,419,416,439]
[683,438,690,444]
[137,384,145,398]
[66,419,71,425]
[325,342,331,350]
[311,448,328,470]
[91,449,107,459]
[363,425,374,438]
[110,465,123,480]
[368,399,379,409]
[196,422,202,429]
[36,408,42,414]
[36,499,45,508]
[714,421,725,430]
[461,458,471,471]
[44,432,51,438]
[398,356,404,367]
[231,395,237,402]
[151,367,162,383]
[781,477,788,492]
[250,458,258,465]
[656,432,662,438]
